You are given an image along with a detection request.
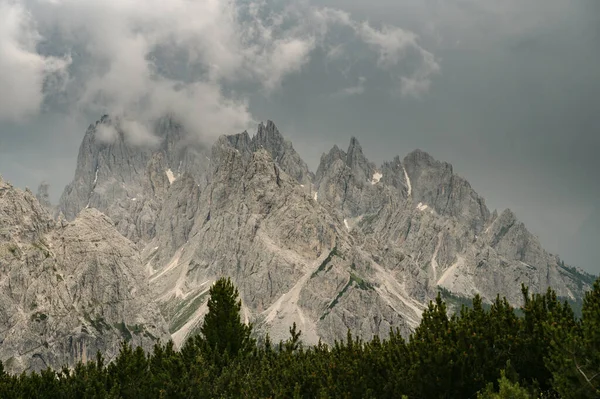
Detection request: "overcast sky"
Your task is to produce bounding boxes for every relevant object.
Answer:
[0,0,598,273]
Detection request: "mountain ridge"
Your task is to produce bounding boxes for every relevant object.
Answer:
[0,116,594,372]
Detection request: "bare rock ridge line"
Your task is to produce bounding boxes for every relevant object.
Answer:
[1,116,595,373]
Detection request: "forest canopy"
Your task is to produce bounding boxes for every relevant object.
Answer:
[1,277,599,398]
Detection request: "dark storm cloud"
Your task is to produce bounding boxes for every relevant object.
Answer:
[253,0,600,272]
[0,0,598,272]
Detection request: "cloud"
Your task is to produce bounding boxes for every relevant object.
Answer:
[1,0,440,143]
[256,37,316,91]
[333,76,366,98]
[119,119,160,147]
[309,6,440,97]
[355,22,440,98]
[95,124,117,144]
[356,23,419,68]
[0,1,70,122]
[398,49,440,98]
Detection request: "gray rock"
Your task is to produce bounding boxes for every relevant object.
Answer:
[403,149,490,232]
[314,137,396,219]
[48,117,597,352]
[0,178,170,374]
[57,116,211,246]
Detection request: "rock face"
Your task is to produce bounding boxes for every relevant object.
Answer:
[58,115,210,244]
[0,176,170,374]
[2,116,593,367]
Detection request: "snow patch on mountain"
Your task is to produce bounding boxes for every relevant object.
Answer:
[371,172,382,184]
[402,164,411,196]
[166,169,176,184]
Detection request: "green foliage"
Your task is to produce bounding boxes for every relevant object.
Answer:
[113,321,133,341]
[311,246,339,278]
[561,296,584,319]
[7,243,19,257]
[438,286,485,312]
[1,277,599,398]
[30,312,47,322]
[200,277,254,358]
[545,279,600,398]
[558,262,596,288]
[169,290,210,333]
[349,272,374,291]
[477,369,533,399]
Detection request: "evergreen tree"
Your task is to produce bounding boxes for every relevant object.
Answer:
[0,360,10,398]
[108,342,150,398]
[477,369,533,399]
[200,277,254,358]
[547,279,600,397]
[517,285,561,391]
[2,278,598,398]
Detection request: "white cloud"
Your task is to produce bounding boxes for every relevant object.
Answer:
[95,124,118,144]
[0,1,70,122]
[333,76,366,98]
[356,23,419,69]
[26,0,258,140]
[355,22,440,98]
[119,119,159,147]
[308,6,441,98]
[0,0,440,141]
[260,37,316,91]
[398,49,440,98]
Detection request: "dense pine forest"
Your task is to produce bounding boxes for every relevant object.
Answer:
[1,277,599,398]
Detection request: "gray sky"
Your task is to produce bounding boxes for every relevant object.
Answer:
[0,0,598,274]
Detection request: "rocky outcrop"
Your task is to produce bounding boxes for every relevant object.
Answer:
[223,121,314,187]
[48,117,596,352]
[0,176,169,374]
[58,115,210,244]
[143,138,418,346]
[402,149,490,233]
[314,137,400,219]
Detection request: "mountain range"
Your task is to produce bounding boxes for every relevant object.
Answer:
[0,115,594,373]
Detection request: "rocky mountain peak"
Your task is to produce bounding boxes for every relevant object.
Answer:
[217,121,313,186]
[58,114,211,243]
[347,136,362,154]
[226,130,252,153]
[345,136,376,184]
[315,145,346,183]
[35,182,51,209]
[401,148,490,231]
[403,148,445,168]
[42,116,594,360]
[380,155,410,195]
[255,120,284,148]
[0,174,54,241]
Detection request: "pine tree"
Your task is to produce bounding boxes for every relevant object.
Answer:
[200,277,254,358]
[547,279,600,397]
[477,369,533,399]
[108,342,150,398]
[0,360,9,398]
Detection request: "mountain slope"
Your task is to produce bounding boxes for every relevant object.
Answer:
[53,117,594,347]
[0,175,170,374]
